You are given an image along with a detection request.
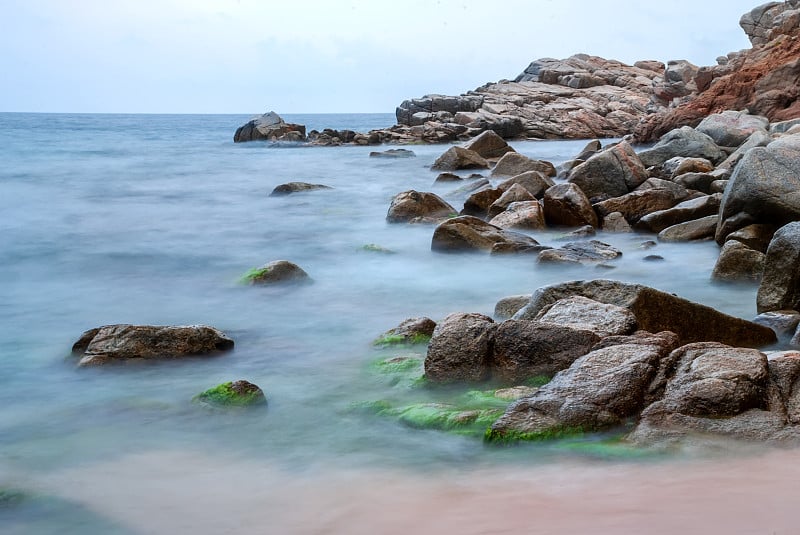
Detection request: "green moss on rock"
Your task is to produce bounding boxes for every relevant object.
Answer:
[193,380,267,408]
[372,333,432,347]
[0,488,28,508]
[484,425,586,445]
[360,244,395,254]
[387,403,503,435]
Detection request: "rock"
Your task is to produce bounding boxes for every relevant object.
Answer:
[241,260,311,285]
[556,225,596,240]
[538,240,622,265]
[431,147,489,171]
[514,279,777,347]
[602,212,632,232]
[434,172,464,183]
[672,172,718,194]
[726,223,777,253]
[490,243,552,256]
[491,321,600,383]
[233,111,306,143]
[717,135,800,242]
[269,182,332,196]
[542,183,599,228]
[657,215,719,242]
[636,194,722,233]
[369,148,416,158]
[593,186,689,225]
[491,152,556,178]
[487,331,679,442]
[194,380,267,408]
[717,129,773,172]
[431,215,540,253]
[445,178,491,199]
[771,118,800,135]
[373,317,436,346]
[644,342,769,418]
[567,141,647,199]
[757,222,800,312]
[637,127,725,168]
[634,5,800,142]
[488,201,546,230]
[665,157,714,177]
[532,296,637,337]
[644,255,665,262]
[695,110,769,147]
[496,171,554,199]
[461,187,503,218]
[424,313,495,383]
[386,190,456,223]
[461,130,516,159]
[711,240,766,282]
[487,183,536,218]
[71,324,234,367]
[710,179,729,194]
[494,294,532,320]
[740,1,800,47]
[753,310,800,338]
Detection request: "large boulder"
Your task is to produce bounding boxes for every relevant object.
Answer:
[491,152,556,178]
[386,190,456,223]
[514,279,777,347]
[431,215,540,253]
[431,147,489,171]
[487,331,680,441]
[637,126,725,168]
[695,110,769,147]
[567,141,647,200]
[757,221,800,312]
[233,111,306,143]
[461,130,516,159]
[71,325,235,367]
[424,313,495,383]
[488,201,546,230]
[716,135,800,242]
[542,183,599,228]
[491,321,600,383]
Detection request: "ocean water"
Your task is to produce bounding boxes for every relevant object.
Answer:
[0,112,781,534]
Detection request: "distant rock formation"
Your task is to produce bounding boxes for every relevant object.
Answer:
[634,0,800,142]
[233,111,306,142]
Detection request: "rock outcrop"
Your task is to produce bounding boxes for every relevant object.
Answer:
[234,112,306,143]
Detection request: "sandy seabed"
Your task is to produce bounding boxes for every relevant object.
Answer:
[30,447,800,534]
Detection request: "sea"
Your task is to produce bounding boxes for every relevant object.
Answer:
[0,112,796,534]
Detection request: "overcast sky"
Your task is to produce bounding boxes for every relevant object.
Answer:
[2,0,761,114]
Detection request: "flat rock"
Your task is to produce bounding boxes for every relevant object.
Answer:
[532,295,638,337]
[538,240,622,265]
[369,148,416,158]
[514,279,777,348]
[657,215,719,242]
[72,324,234,367]
[270,182,332,196]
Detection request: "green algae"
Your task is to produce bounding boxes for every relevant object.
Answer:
[359,244,395,254]
[193,381,266,408]
[0,488,28,508]
[385,403,503,435]
[484,425,586,445]
[238,266,271,284]
[524,375,553,387]
[372,333,432,347]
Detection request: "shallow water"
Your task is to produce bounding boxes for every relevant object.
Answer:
[0,112,780,533]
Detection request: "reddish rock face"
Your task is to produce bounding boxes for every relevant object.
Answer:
[634,11,800,143]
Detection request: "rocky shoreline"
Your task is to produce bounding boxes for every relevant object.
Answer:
[68,0,800,451]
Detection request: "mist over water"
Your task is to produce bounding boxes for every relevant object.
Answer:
[0,113,779,533]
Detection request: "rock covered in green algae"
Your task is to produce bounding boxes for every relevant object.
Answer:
[373,317,436,347]
[194,380,267,408]
[240,260,311,285]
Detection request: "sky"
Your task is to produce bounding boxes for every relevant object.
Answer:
[1,0,763,114]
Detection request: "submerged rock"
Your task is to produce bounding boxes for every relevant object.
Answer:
[240,260,311,285]
[369,148,416,158]
[269,182,332,196]
[72,324,234,367]
[194,380,267,408]
[373,317,436,346]
[431,215,540,253]
[538,240,622,265]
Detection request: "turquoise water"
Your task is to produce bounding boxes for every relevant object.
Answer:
[0,113,763,533]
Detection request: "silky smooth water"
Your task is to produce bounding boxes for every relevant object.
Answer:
[0,113,773,533]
